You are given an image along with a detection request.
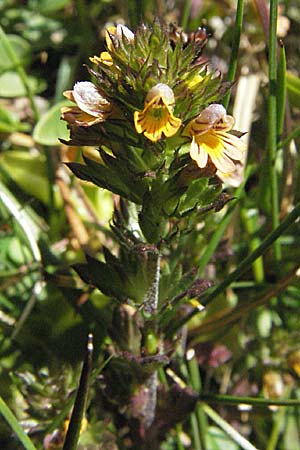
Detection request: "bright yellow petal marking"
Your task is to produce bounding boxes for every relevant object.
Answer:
[134,92,181,142]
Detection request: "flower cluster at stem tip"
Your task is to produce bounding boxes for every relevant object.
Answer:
[61,22,246,186]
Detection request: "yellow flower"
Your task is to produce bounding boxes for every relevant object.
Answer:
[89,51,113,66]
[90,24,134,66]
[134,84,182,142]
[61,81,113,127]
[184,104,245,178]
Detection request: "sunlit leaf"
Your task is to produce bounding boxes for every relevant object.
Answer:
[1,150,62,206]
[33,100,71,145]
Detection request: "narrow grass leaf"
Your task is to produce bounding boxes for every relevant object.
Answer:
[62,334,93,450]
[276,41,287,137]
[268,0,281,262]
[200,394,300,408]
[223,0,245,109]
[0,396,37,450]
[201,403,258,450]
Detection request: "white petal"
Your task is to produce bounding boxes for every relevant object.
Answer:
[220,133,245,161]
[210,152,236,173]
[116,24,134,41]
[73,82,109,117]
[190,138,208,168]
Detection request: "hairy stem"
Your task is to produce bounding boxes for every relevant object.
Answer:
[142,248,160,428]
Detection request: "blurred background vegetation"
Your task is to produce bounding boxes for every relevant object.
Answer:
[0,0,300,449]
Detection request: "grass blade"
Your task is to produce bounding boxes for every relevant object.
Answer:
[268,0,281,263]
[0,396,37,450]
[277,41,287,137]
[62,333,93,450]
[223,0,245,109]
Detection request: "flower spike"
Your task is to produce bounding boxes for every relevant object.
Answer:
[134,84,182,142]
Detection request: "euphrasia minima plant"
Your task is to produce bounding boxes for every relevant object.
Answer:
[60,21,246,438]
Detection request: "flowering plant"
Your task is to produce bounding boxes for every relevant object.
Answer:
[61,20,246,446]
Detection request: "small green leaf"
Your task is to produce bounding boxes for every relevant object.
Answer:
[33,100,71,145]
[67,157,145,204]
[0,71,46,97]
[73,255,125,299]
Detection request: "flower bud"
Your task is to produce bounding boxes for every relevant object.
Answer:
[263,371,284,399]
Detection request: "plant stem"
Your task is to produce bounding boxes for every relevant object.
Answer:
[268,0,281,263]
[223,0,245,109]
[143,249,160,315]
[142,248,160,428]
[199,393,300,407]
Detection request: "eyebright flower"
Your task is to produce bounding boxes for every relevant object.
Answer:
[134,84,182,142]
[184,104,245,178]
[61,81,113,126]
[90,24,134,66]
